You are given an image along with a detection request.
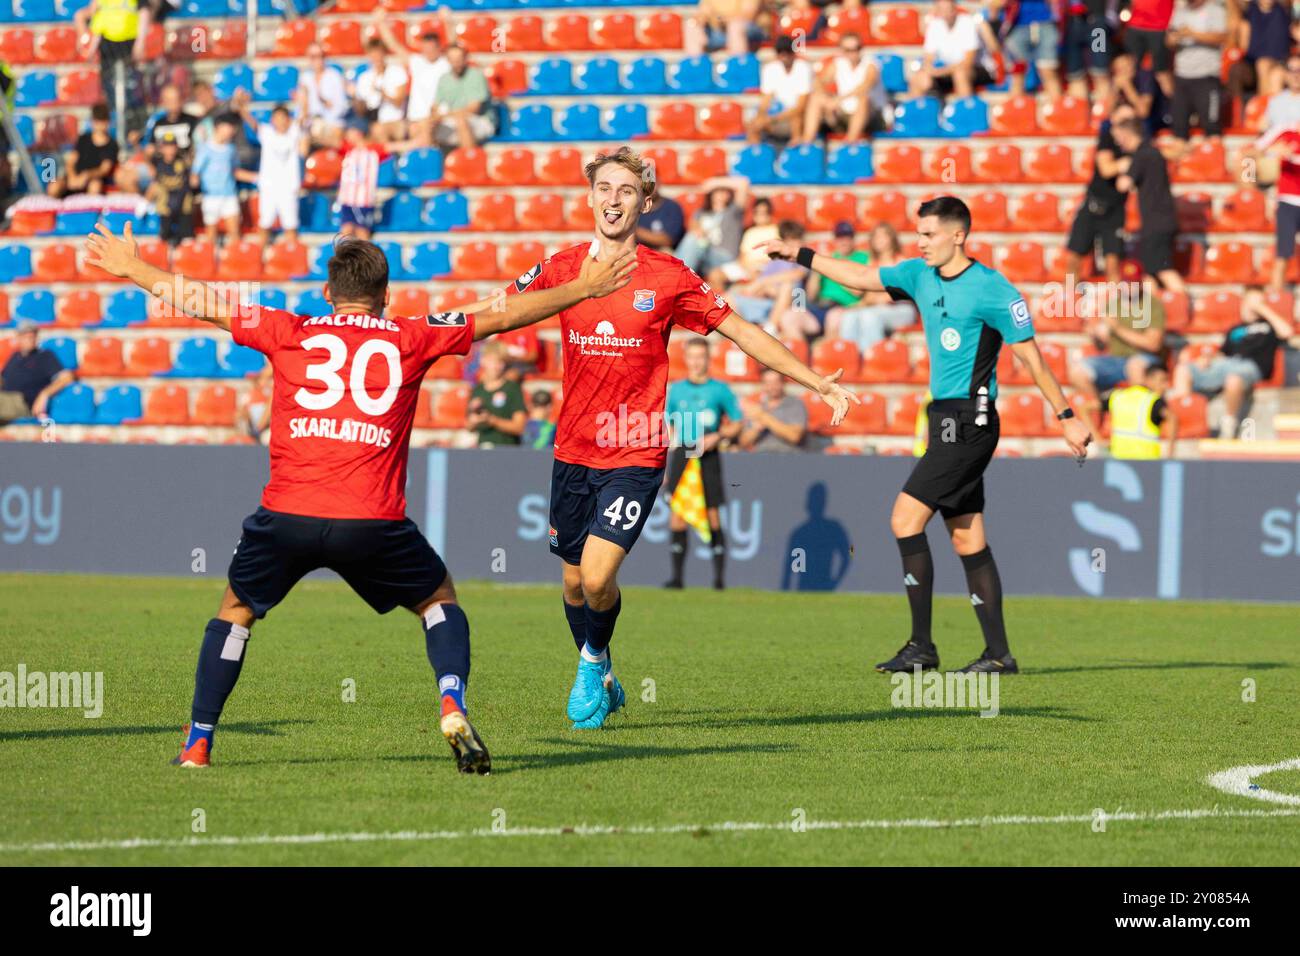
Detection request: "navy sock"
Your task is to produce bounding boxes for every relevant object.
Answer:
[563,599,587,651]
[583,594,622,654]
[191,618,250,728]
[424,602,471,712]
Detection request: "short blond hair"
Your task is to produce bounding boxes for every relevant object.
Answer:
[584,146,656,199]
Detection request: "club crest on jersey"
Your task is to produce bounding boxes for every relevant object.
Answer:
[633,289,656,312]
[425,311,467,327]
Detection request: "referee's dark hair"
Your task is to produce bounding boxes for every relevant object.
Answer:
[917,195,972,236]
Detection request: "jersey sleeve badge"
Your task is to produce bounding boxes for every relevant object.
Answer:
[1009,298,1031,329]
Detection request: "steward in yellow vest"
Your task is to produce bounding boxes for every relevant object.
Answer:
[1108,365,1178,459]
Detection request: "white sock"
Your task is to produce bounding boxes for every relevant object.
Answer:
[580,642,608,664]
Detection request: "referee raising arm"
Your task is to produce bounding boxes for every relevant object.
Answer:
[760,196,1093,673]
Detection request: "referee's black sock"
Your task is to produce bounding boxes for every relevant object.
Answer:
[710,526,726,588]
[896,533,934,647]
[961,546,1010,659]
[669,529,687,584]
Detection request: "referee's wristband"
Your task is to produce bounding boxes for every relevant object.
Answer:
[796,246,816,269]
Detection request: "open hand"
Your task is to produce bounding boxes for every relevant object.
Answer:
[580,249,637,298]
[756,238,800,262]
[84,221,140,279]
[816,368,860,427]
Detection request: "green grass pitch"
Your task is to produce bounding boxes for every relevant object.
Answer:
[2,573,1297,866]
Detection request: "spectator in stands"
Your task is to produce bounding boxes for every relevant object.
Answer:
[296,44,349,148]
[1108,363,1181,458]
[1123,0,1177,100]
[336,118,387,241]
[684,0,765,55]
[709,196,778,288]
[432,44,497,149]
[731,220,809,331]
[1001,0,1064,98]
[0,322,75,425]
[374,9,450,149]
[1172,288,1295,435]
[147,131,193,246]
[143,83,197,156]
[824,223,918,352]
[192,114,255,246]
[238,365,273,444]
[1066,101,1138,285]
[75,0,149,134]
[197,86,260,176]
[523,390,557,449]
[1247,117,1300,290]
[1257,55,1300,131]
[1113,117,1187,294]
[797,31,887,144]
[747,35,814,143]
[1062,0,1113,102]
[352,38,409,145]
[1227,0,1292,101]
[777,220,869,339]
[909,0,994,100]
[47,103,119,199]
[1168,0,1229,149]
[637,191,687,251]
[1067,280,1168,419]
[738,369,809,453]
[254,106,309,247]
[498,326,541,379]
[467,342,527,447]
[676,176,749,276]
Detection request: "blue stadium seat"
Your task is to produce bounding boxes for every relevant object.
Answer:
[881,97,941,138]
[715,54,760,94]
[94,385,142,425]
[300,193,338,233]
[529,58,573,96]
[557,103,605,140]
[16,72,56,108]
[732,143,778,185]
[217,343,266,378]
[0,246,33,282]
[14,291,54,326]
[15,115,34,147]
[49,383,97,425]
[381,191,427,230]
[940,96,989,137]
[215,64,255,101]
[255,65,299,103]
[16,0,58,19]
[101,211,143,235]
[409,242,452,278]
[500,104,556,142]
[306,244,332,280]
[878,54,907,94]
[376,241,410,280]
[623,57,667,94]
[394,148,444,188]
[423,192,470,231]
[825,143,874,184]
[100,289,147,328]
[668,56,715,94]
[164,337,220,378]
[250,288,287,311]
[44,336,78,371]
[54,211,101,236]
[775,144,825,185]
[56,0,94,15]
[603,103,648,140]
[292,290,331,315]
[377,156,397,189]
[574,57,620,95]
[181,0,229,16]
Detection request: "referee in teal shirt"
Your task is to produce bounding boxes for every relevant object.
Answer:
[761,196,1093,673]
[664,338,744,590]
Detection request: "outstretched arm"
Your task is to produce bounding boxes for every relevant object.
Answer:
[1009,338,1094,458]
[469,250,635,340]
[715,312,859,426]
[84,222,236,332]
[757,237,887,293]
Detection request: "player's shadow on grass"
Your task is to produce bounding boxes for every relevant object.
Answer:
[458,741,795,775]
[1028,661,1289,676]
[0,719,308,744]
[628,705,1093,731]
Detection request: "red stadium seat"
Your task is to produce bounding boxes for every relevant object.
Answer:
[777,9,819,40]
[1175,141,1228,182]
[1217,188,1268,232]
[141,385,190,425]
[319,19,364,56]
[859,190,911,231]
[1190,291,1242,332]
[1176,192,1213,233]
[1024,144,1078,182]
[809,191,857,232]
[432,384,471,428]
[452,242,500,280]
[391,288,430,315]
[989,95,1038,135]
[217,240,263,281]
[974,144,1023,183]
[681,146,728,182]
[824,7,871,44]
[546,14,593,50]
[802,392,835,433]
[539,147,587,186]
[872,8,922,45]
[486,59,528,97]
[811,338,862,381]
[414,387,436,427]
[1263,289,1295,321]
[638,12,683,48]
[999,393,1049,437]
[208,22,248,60]
[55,290,101,327]
[858,338,911,383]
[697,101,743,139]
[838,390,888,435]
[770,191,809,225]
[303,149,341,189]
[1167,393,1210,438]
[667,339,690,379]
[332,0,378,12]
[0,28,34,65]
[442,147,489,186]
[271,19,314,57]
[519,193,566,231]
[34,26,78,64]
[263,240,309,281]
[885,391,926,436]
[1157,289,1191,333]
[427,351,467,380]
[503,15,544,52]
[79,336,125,377]
[995,242,1046,282]
[641,146,682,184]
[925,144,972,183]
[192,384,237,426]
[173,239,218,280]
[33,243,79,283]
[710,341,759,381]
[58,70,101,105]
[1039,96,1090,136]
[124,338,173,376]
[1201,241,1255,283]
[997,346,1034,386]
[489,147,537,185]
[780,338,809,367]
[872,144,925,183]
[502,241,546,281]
[1033,292,1082,333]
[592,13,637,50]
[1233,94,1270,135]
[565,195,595,231]
[652,102,698,140]
[1015,191,1063,231]
[35,113,78,151]
[435,287,479,312]
[471,194,519,231]
[968,191,1010,231]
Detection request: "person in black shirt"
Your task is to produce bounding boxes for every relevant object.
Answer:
[1065,102,1137,283]
[0,322,76,424]
[47,102,119,198]
[636,191,686,251]
[1113,117,1186,295]
[147,132,194,246]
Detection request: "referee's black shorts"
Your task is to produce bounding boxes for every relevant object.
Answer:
[665,446,726,507]
[903,401,1000,520]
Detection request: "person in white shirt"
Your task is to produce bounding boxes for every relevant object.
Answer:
[295,43,349,147]
[255,105,310,245]
[909,0,993,99]
[797,31,886,144]
[351,38,409,144]
[746,34,814,143]
[373,8,450,148]
[1261,56,1300,132]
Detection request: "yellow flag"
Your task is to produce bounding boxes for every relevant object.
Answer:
[669,456,712,544]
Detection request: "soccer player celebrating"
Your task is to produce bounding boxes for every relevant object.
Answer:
[503,147,858,729]
[761,196,1093,674]
[83,221,635,773]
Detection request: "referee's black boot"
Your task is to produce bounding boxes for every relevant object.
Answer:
[955,651,1019,674]
[875,640,940,673]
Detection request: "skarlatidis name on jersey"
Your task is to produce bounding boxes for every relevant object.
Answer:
[288,416,394,448]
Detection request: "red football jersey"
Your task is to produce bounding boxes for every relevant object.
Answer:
[231,305,475,520]
[509,242,732,469]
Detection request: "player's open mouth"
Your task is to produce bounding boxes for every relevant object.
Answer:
[602,209,622,225]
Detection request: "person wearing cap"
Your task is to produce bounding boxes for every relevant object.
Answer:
[746,35,814,143]
[772,220,869,340]
[1,323,75,424]
[147,130,194,245]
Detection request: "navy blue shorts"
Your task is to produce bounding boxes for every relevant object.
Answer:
[227,507,448,619]
[338,204,376,230]
[548,460,664,565]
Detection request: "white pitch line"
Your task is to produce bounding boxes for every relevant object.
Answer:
[2,806,1298,855]
[1208,757,1300,806]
